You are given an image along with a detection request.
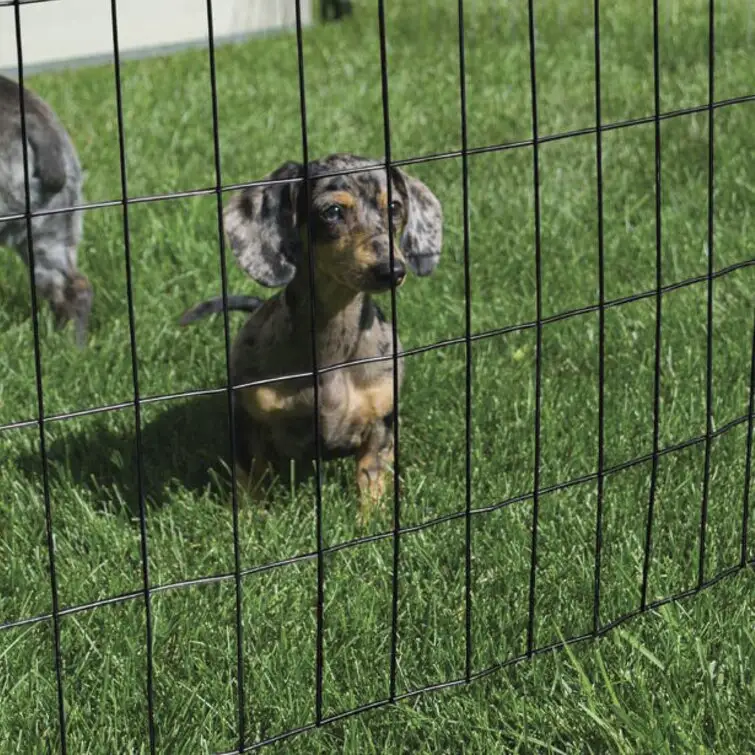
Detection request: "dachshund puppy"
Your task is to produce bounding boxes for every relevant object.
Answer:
[182,154,442,520]
[0,75,92,345]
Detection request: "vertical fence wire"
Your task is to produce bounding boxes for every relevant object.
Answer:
[741,313,755,566]
[455,0,474,681]
[698,0,716,589]
[641,0,664,611]
[591,0,607,635]
[293,0,327,726]
[375,0,404,702]
[11,4,68,752]
[525,0,544,657]
[203,1,247,749]
[108,1,157,751]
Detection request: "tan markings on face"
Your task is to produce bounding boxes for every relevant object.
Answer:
[377,191,388,210]
[314,231,376,287]
[353,232,381,270]
[327,191,357,209]
[316,232,409,289]
[307,186,410,291]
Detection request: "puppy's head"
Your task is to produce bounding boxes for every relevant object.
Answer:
[51,272,93,347]
[223,154,443,294]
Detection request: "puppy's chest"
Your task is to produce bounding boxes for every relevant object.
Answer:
[241,366,395,457]
[319,367,395,445]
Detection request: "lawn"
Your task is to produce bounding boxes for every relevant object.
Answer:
[1,0,754,751]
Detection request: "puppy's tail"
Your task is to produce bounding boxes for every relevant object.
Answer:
[179,295,264,326]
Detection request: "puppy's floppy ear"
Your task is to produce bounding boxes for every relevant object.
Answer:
[392,167,443,276]
[224,161,303,287]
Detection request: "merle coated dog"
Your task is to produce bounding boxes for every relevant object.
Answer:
[0,75,92,345]
[181,154,442,521]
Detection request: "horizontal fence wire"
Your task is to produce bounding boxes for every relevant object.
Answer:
[2,0,754,752]
[0,93,754,228]
[1,254,753,429]
[0,0,59,7]
[212,557,755,755]
[4,406,752,637]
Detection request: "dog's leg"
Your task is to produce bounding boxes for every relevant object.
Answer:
[355,414,395,525]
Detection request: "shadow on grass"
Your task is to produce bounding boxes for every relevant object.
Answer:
[15,393,234,515]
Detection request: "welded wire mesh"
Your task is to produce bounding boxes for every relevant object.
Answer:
[1,0,754,753]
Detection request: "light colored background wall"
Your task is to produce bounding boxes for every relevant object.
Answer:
[0,0,312,73]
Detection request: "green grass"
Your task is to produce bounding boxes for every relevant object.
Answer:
[1,0,754,751]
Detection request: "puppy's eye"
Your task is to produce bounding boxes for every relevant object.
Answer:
[389,200,402,218]
[322,204,344,222]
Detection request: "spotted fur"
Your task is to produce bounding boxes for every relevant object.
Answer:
[0,75,92,346]
[182,153,443,520]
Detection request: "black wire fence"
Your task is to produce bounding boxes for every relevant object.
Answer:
[1,0,754,753]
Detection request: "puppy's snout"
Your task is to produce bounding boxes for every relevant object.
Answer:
[371,257,406,289]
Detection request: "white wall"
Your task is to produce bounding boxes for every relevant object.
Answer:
[0,0,312,72]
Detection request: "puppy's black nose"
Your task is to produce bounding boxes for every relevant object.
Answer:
[372,258,406,289]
